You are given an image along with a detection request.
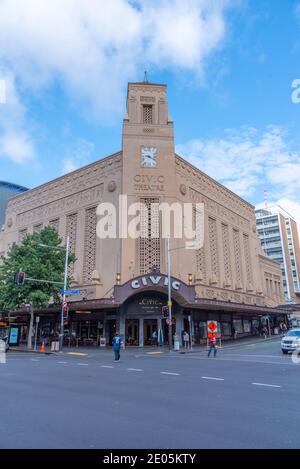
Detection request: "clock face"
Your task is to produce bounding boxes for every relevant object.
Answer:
[141,146,157,167]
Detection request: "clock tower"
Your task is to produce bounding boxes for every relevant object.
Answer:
[121,81,177,279]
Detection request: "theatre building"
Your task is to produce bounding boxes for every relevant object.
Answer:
[0,81,288,347]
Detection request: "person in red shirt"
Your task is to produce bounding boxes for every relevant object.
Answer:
[208,335,217,358]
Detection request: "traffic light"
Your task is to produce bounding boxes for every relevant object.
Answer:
[162,306,169,318]
[63,301,69,319]
[14,271,25,285]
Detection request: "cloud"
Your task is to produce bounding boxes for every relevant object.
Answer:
[62,138,95,174]
[0,72,35,163]
[176,125,300,199]
[0,0,233,122]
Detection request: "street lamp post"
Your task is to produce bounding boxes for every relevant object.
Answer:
[35,238,70,352]
[166,237,173,351]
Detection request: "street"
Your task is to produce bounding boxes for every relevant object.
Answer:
[0,339,299,449]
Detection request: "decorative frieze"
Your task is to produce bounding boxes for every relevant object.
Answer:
[17,185,104,228]
[8,155,121,215]
[208,217,219,284]
[222,223,232,287]
[176,156,253,221]
[199,286,265,307]
[83,207,97,283]
[189,187,250,231]
[138,198,161,275]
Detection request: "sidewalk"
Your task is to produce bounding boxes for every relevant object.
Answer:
[9,334,283,355]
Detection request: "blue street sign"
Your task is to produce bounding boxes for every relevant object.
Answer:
[60,289,81,295]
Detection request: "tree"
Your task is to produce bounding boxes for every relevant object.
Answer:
[0,226,76,310]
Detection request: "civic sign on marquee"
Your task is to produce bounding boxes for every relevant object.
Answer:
[131,275,181,291]
[207,320,218,339]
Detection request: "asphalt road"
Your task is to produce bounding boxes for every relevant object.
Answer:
[1,339,299,449]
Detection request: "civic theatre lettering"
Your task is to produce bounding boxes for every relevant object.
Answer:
[134,174,165,192]
[131,275,181,291]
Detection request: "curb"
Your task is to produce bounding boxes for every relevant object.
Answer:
[9,348,52,355]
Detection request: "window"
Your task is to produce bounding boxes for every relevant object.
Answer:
[143,105,153,124]
[233,319,243,334]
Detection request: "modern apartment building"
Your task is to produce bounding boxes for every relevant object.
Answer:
[256,206,300,304]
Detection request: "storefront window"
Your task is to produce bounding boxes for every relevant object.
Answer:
[243,320,251,333]
[233,319,243,334]
[221,322,231,337]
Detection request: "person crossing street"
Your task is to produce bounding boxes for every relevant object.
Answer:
[112,331,124,362]
[208,335,217,358]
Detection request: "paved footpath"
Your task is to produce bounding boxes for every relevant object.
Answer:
[1,337,299,449]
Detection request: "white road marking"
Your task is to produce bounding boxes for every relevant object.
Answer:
[226,354,285,359]
[57,361,68,364]
[127,368,143,372]
[31,359,40,362]
[201,376,224,381]
[252,382,281,388]
[160,371,180,376]
[101,365,114,369]
[77,363,89,366]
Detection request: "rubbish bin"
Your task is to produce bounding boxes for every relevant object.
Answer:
[0,339,6,353]
[173,334,180,351]
[100,337,106,347]
[51,341,59,352]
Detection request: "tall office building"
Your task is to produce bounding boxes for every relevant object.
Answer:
[256,206,300,304]
[0,181,28,229]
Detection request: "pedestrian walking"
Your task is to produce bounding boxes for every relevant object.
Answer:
[112,331,123,361]
[151,330,157,346]
[183,331,190,350]
[262,326,268,339]
[208,335,217,357]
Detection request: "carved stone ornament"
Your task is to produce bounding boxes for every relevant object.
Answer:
[7,218,13,228]
[179,184,187,196]
[108,180,117,193]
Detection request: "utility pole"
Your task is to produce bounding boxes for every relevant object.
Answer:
[166,237,173,351]
[59,236,70,352]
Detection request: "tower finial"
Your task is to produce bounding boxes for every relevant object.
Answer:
[143,70,149,83]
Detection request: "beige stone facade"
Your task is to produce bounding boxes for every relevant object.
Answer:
[0,81,284,308]
[0,81,288,347]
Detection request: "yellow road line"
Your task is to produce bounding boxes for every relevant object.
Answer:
[66,352,88,356]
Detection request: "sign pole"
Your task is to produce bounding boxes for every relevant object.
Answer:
[59,236,69,352]
[166,237,173,351]
[34,316,39,352]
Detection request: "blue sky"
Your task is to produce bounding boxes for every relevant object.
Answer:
[1,0,300,221]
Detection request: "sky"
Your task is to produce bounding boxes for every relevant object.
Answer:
[1,0,300,225]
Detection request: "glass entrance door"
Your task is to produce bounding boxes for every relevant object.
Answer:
[125,319,139,346]
[144,319,158,346]
[106,319,116,346]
